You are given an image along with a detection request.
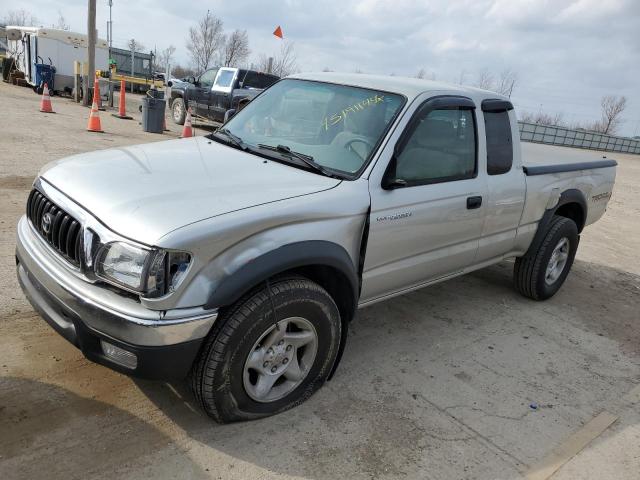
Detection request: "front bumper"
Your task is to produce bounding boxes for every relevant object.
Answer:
[16,215,218,380]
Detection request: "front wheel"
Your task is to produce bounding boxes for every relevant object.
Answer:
[190,276,342,423]
[514,216,579,300]
[172,97,186,125]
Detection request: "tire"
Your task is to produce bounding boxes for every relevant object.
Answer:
[172,97,186,125]
[514,216,579,300]
[190,275,342,423]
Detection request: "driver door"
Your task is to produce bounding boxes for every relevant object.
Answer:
[192,68,218,117]
[362,95,488,303]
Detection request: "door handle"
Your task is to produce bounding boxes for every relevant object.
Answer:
[467,196,483,209]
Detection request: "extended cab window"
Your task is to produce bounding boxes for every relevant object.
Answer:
[394,108,476,185]
[484,110,513,175]
[199,68,218,88]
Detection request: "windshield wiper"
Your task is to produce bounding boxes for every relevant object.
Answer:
[213,128,247,150]
[257,144,337,178]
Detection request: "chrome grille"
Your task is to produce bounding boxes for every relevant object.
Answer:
[26,189,82,266]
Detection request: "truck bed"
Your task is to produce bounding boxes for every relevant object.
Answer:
[521,142,617,175]
[518,141,617,236]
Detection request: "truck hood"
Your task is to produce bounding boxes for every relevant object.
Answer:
[40,137,341,245]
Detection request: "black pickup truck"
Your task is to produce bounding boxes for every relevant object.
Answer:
[168,67,279,124]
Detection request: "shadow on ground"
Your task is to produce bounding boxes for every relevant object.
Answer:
[0,377,208,479]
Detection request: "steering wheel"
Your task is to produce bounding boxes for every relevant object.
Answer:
[344,137,374,161]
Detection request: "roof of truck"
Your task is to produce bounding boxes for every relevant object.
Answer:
[289,71,505,101]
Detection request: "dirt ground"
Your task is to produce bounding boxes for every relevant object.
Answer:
[0,80,639,480]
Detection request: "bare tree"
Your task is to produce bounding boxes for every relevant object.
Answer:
[222,29,250,67]
[2,9,38,26]
[257,41,298,77]
[519,110,565,127]
[172,64,196,79]
[457,69,468,85]
[496,68,518,97]
[128,38,144,53]
[475,68,495,90]
[186,10,224,73]
[54,10,70,30]
[417,69,438,80]
[156,45,176,73]
[592,95,627,135]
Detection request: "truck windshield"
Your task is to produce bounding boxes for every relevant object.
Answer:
[222,79,405,175]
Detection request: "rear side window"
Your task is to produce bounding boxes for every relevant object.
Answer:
[484,111,513,175]
[238,70,279,89]
[214,70,236,88]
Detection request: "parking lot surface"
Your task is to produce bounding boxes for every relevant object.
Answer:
[1,81,639,479]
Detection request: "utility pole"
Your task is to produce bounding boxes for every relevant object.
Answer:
[129,39,136,93]
[84,0,97,106]
[107,0,113,107]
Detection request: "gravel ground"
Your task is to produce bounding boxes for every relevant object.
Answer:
[0,80,639,480]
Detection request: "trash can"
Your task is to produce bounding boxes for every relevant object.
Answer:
[141,97,166,134]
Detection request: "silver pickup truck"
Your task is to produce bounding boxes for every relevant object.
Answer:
[16,73,616,423]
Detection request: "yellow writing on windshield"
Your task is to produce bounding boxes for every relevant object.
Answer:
[322,94,384,130]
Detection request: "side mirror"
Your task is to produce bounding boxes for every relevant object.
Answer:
[224,109,237,123]
[381,177,408,190]
[188,76,196,84]
[381,155,407,190]
[167,80,173,87]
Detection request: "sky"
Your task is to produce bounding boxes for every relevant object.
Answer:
[4,0,640,136]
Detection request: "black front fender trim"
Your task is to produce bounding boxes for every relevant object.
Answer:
[205,240,359,311]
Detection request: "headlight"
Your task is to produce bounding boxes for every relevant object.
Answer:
[95,242,191,297]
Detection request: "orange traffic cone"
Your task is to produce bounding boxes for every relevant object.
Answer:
[40,83,54,113]
[112,79,132,119]
[87,78,104,133]
[180,108,193,138]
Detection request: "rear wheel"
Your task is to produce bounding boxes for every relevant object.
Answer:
[514,216,579,300]
[172,97,186,125]
[190,276,341,423]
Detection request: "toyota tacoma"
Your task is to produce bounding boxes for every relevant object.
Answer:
[16,72,616,423]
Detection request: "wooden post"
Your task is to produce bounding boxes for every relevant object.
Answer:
[74,61,81,103]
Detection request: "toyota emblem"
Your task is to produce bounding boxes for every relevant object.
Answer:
[42,213,53,234]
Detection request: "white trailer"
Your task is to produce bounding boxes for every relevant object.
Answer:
[5,26,108,93]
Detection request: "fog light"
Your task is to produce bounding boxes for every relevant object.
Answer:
[100,340,138,369]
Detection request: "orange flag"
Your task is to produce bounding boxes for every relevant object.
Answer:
[273,26,283,39]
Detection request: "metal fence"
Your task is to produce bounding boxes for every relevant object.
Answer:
[518,121,640,155]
